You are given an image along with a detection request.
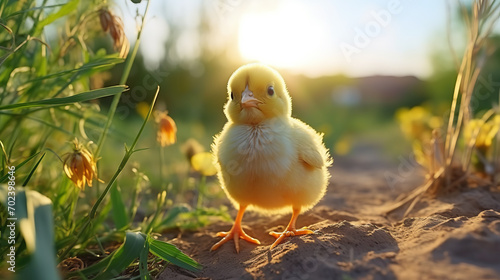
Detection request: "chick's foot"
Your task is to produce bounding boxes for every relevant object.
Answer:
[211,226,261,253]
[210,206,260,253]
[269,227,313,249]
[269,208,313,249]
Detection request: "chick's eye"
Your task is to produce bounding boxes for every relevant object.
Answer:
[230,92,234,100]
[267,86,274,96]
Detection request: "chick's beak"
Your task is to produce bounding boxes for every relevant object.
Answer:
[241,86,261,108]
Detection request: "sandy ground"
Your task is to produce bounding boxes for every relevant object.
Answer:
[158,145,500,280]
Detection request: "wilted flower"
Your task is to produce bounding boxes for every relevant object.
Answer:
[63,139,99,190]
[191,152,217,176]
[99,7,129,58]
[155,111,177,147]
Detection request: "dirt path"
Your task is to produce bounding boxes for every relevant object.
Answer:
[159,145,500,280]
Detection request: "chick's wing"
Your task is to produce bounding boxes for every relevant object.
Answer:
[291,119,331,170]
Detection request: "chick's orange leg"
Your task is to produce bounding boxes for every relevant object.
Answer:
[269,207,313,249]
[210,205,260,253]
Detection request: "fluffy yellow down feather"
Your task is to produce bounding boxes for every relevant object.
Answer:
[211,63,332,252]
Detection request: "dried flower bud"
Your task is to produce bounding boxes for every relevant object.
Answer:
[63,139,100,190]
[99,9,112,32]
[182,138,205,162]
[99,8,129,58]
[155,111,177,147]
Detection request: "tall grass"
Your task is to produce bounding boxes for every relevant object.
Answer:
[443,0,500,186]
[0,1,203,279]
[389,0,500,217]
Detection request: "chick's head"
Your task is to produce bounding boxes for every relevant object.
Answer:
[224,63,291,124]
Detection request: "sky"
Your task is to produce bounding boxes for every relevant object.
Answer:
[119,0,452,78]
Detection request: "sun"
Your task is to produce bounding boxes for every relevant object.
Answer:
[237,3,325,73]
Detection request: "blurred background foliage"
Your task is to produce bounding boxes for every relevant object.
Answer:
[102,1,500,161]
[57,0,500,200]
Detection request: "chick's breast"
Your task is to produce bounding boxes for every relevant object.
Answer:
[213,117,330,214]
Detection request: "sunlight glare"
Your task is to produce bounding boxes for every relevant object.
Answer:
[238,3,326,72]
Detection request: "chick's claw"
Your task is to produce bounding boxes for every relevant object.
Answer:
[211,205,260,253]
[269,228,313,238]
[211,227,260,253]
[269,228,314,249]
[269,208,314,249]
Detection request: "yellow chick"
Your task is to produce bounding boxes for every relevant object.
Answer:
[211,63,332,252]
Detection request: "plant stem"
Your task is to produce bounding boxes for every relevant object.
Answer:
[197,176,206,209]
[144,191,166,234]
[59,87,160,261]
[160,145,165,190]
[129,172,143,221]
[95,0,151,158]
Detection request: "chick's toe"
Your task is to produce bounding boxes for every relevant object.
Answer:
[211,206,260,253]
[269,208,314,249]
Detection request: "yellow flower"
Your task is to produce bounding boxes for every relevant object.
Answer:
[333,135,352,156]
[63,139,99,190]
[464,116,500,150]
[191,152,217,176]
[486,115,500,146]
[136,102,150,119]
[464,119,484,147]
[396,106,442,142]
[155,111,177,147]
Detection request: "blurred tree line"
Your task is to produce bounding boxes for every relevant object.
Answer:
[93,1,500,154]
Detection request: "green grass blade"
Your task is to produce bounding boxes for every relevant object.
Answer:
[14,190,34,252]
[28,55,124,83]
[0,114,73,136]
[22,152,45,186]
[0,184,14,214]
[156,205,190,229]
[69,232,145,278]
[0,85,126,110]
[147,235,201,272]
[0,151,41,183]
[139,238,151,280]
[110,181,129,230]
[0,186,61,280]
[67,252,113,278]
[53,108,131,141]
[93,232,146,280]
[0,140,7,175]
[34,0,79,34]
[6,4,66,18]
[19,191,61,280]
[144,191,166,234]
